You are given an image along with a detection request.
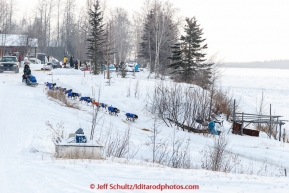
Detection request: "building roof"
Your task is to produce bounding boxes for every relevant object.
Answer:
[0,34,38,47]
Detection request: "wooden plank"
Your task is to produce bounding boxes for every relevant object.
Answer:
[235,113,282,118]
[243,128,259,137]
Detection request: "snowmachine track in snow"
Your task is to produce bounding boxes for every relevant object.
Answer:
[27,82,38,87]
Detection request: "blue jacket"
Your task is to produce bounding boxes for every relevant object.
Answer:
[208,121,218,135]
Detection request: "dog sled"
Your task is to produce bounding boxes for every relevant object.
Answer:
[22,75,38,87]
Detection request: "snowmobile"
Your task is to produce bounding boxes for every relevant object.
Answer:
[22,75,38,87]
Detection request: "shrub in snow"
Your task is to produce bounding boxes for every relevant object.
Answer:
[46,90,79,109]
[201,134,240,172]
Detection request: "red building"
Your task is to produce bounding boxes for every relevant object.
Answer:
[0,34,38,59]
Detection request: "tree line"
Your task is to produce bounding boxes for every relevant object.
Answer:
[0,0,214,86]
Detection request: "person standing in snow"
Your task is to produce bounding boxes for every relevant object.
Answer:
[63,55,68,68]
[69,56,74,68]
[18,55,22,62]
[74,59,78,69]
[19,55,24,67]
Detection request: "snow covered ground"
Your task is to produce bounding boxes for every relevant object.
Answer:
[0,66,289,193]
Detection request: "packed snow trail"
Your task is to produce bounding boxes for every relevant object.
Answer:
[0,72,71,192]
[0,74,30,192]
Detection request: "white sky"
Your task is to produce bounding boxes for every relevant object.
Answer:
[18,0,289,62]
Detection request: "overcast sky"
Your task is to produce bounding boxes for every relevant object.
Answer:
[19,0,289,62]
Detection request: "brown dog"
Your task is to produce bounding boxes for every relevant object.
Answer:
[91,101,100,107]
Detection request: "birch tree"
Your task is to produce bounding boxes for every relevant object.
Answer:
[139,0,179,77]
[131,12,143,64]
[110,8,131,65]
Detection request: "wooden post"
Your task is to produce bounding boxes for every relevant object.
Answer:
[285,169,287,177]
[275,118,279,140]
[279,123,282,141]
[233,99,236,122]
[241,112,244,135]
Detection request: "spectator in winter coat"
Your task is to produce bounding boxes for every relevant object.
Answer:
[69,56,74,68]
[74,59,78,69]
[63,56,68,67]
[47,55,51,63]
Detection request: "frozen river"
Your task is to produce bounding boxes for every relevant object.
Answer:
[220,67,289,129]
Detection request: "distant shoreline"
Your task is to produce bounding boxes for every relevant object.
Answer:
[222,65,289,69]
[222,61,289,69]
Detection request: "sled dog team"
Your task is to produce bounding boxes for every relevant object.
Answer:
[45,82,138,121]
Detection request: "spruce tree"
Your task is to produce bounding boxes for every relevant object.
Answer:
[169,17,213,87]
[168,43,182,71]
[139,10,155,73]
[87,1,105,75]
